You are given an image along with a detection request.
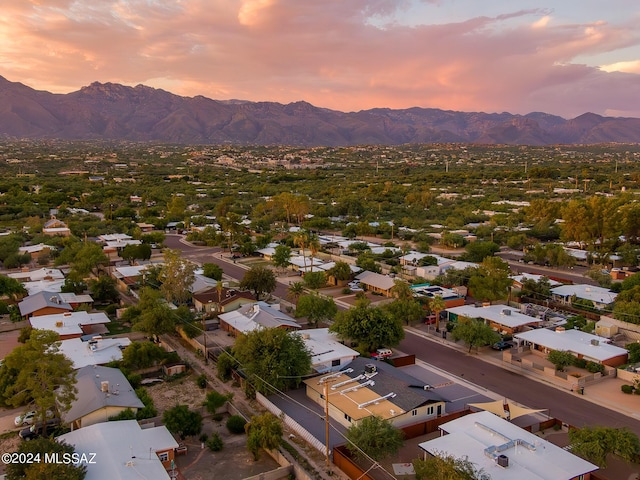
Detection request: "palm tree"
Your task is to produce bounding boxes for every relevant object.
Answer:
[287,281,305,306]
[430,296,446,332]
[294,231,309,272]
[308,233,321,272]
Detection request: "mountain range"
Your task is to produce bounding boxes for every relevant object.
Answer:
[1,75,639,146]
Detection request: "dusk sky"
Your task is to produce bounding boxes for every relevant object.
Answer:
[2,1,640,118]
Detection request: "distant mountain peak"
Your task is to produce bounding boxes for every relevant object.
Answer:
[0,76,639,146]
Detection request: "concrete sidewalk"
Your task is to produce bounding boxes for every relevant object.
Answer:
[406,325,640,420]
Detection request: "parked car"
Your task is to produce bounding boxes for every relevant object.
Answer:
[491,341,514,351]
[347,281,363,291]
[371,348,393,360]
[14,409,53,427]
[19,418,61,440]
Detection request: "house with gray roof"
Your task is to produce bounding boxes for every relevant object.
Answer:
[304,357,446,428]
[355,271,397,296]
[64,365,144,431]
[18,291,73,319]
[219,301,300,336]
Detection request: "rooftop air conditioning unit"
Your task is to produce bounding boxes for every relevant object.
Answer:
[55,321,63,327]
[364,364,377,374]
[496,455,509,467]
[502,309,511,316]
[591,339,600,346]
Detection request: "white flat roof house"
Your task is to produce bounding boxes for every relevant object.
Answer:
[298,328,359,373]
[59,336,131,369]
[58,420,178,480]
[419,411,598,480]
[447,304,542,334]
[29,311,110,339]
[514,328,628,366]
[550,284,617,309]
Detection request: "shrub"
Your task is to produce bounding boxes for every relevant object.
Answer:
[199,433,208,443]
[207,433,224,451]
[342,288,352,294]
[621,384,634,394]
[196,374,208,389]
[585,362,605,374]
[572,358,587,369]
[212,413,224,422]
[226,415,247,434]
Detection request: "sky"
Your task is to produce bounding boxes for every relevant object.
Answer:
[1,0,640,119]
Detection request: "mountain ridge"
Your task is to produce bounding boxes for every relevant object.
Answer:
[0,75,638,146]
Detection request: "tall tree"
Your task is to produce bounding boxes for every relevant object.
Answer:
[88,275,120,304]
[202,263,223,280]
[384,280,423,326]
[239,266,277,301]
[3,330,77,424]
[245,412,283,460]
[162,405,203,440]
[450,317,500,353]
[326,260,352,284]
[158,249,196,304]
[233,328,311,394]
[272,244,292,272]
[293,230,310,272]
[130,287,176,339]
[468,256,512,303]
[295,294,338,327]
[429,295,446,332]
[0,274,27,302]
[287,282,305,306]
[330,301,404,352]
[345,415,404,461]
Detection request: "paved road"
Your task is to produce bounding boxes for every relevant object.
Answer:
[400,331,640,436]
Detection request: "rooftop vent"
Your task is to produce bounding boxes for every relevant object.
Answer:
[101,381,109,392]
[497,455,509,467]
[501,309,511,316]
[591,339,600,346]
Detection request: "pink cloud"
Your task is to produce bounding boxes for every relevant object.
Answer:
[1,0,639,118]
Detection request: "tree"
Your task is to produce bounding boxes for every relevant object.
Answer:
[158,249,196,304]
[413,452,488,480]
[569,426,640,467]
[302,271,326,290]
[121,341,171,369]
[245,412,283,460]
[162,405,203,440]
[202,263,223,280]
[330,302,404,352]
[120,243,151,264]
[5,437,87,480]
[295,294,338,327]
[239,266,276,301]
[468,256,512,303]
[547,350,576,372]
[429,295,446,332]
[462,241,500,262]
[272,245,292,271]
[204,390,233,414]
[450,317,500,353]
[130,287,176,339]
[384,280,423,326]
[233,328,311,394]
[88,275,120,304]
[2,329,77,424]
[0,275,27,301]
[287,282,305,306]
[345,415,404,461]
[326,260,352,284]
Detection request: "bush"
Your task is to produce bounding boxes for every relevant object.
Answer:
[572,358,587,369]
[585,362,605,374]
[212,413,224,422]
[196,373,208,389]
[342,288,352,294]
[199,433,208,443]
[226,415,247,434]
[621,384,634,394]
[207,432,224,451]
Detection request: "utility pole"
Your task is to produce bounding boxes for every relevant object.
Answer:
[318,371,343,471]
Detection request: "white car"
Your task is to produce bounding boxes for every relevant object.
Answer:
[14,410,53,427]
[348,281,363,291]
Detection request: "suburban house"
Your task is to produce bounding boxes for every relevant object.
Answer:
[510,273,562,290]
[400,252,478,280]
[514,327,628,367]
[59,336,132,369]
[8,267,63,283]
[304,357,446,428]
[550,284,617,310]
[42,217,71,236]
[446,304,543,335]
[289,255,325,273]
[18,243,55,260]
[18,291,73,319]
[57,420,179,479]
[112,263,161,290]
[418,411,598,480]
[218,301,300,336]
[355,271,396,297]
[63,365,144,430]
[298,328,359,373]
[411,284,466,309]
[29,311,110,340]
[192,286,255,315]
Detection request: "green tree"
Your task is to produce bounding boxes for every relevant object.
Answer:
[326,260,352,283]
[450,317,500,353]
[462,241,500,262]
[0,275,27,301]
[413,452,488,480]
[245,412,283,460]
[159,249,196,304]
[355,253,381,273]
[272,245,292,271]
[129,288,176,339]
[384,281,423,326]
[202,263,223,280]
[239,266,276,301]
[302,271,326,290]
[88,275,120,304]
[429,295,446,332]
[547,350,576,371]
[569,426,640,467]
[287,282,305,306]
[121,341,170,369]
[233,328,311,394]
[162,405,203,440]
[5,437,87,480]
[330,301,404,352]
[2,330,77,422]
[295,294,338,327]
[468,256,512,303]
[204,390,233,414]
[345,415,404,461]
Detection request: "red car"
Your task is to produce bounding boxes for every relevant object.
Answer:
[371,348,393,360]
